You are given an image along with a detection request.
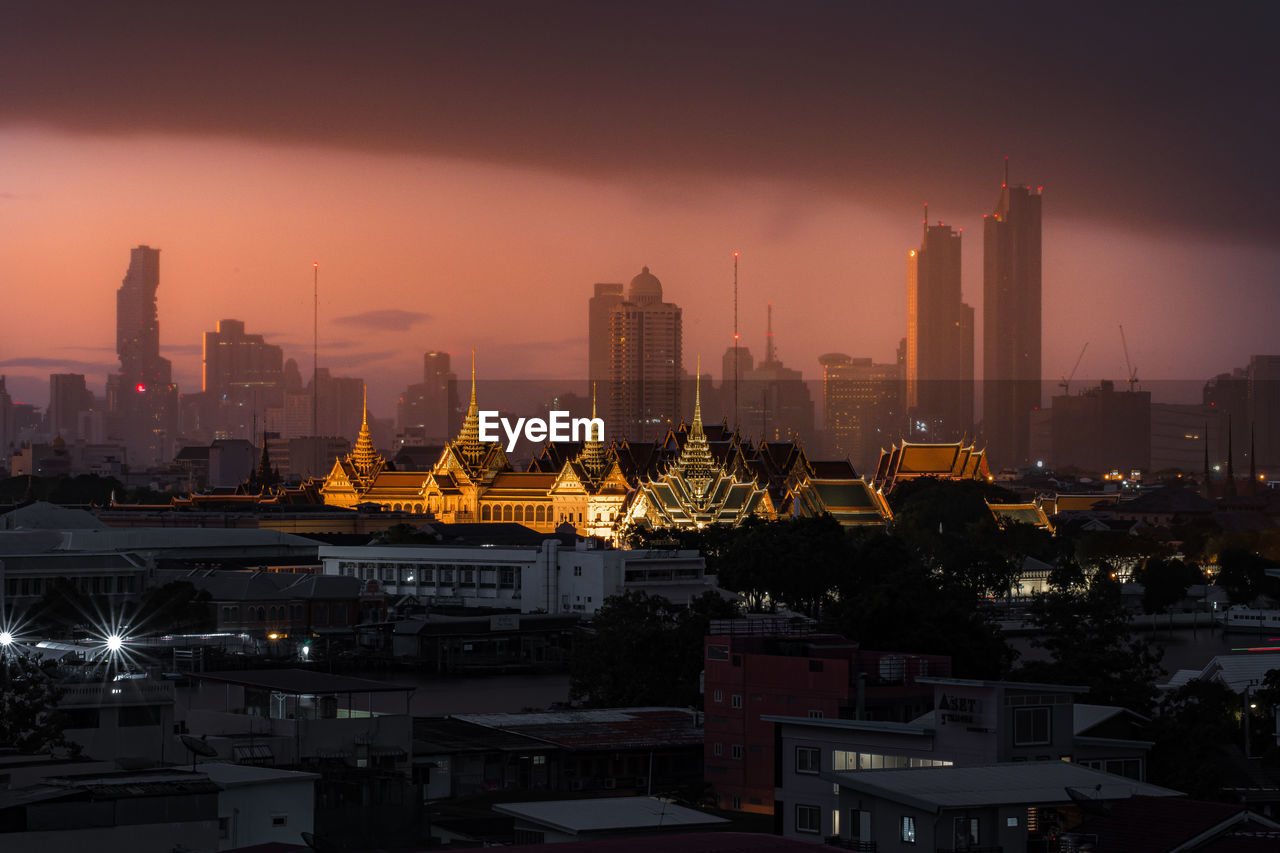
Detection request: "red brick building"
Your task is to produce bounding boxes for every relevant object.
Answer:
[703,621,950,814]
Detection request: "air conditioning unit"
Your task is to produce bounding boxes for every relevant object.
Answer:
[603,778,617,790]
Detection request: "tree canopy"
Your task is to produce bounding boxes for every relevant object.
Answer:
[569,590,738,708]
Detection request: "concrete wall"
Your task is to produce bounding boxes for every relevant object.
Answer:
[216,778,315,850]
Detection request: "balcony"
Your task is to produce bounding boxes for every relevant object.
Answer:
[60,679,175,708]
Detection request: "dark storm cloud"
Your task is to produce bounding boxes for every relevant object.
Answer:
[3,1,1276,242]
[333,309,431,332]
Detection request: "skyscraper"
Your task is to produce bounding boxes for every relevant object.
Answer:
[983,163,1043,469]
[607,267,683,441]
[589,282,625,392]
[820,353,903,472]
[107,245,179,469]
[47,373,93,441]
[201,319,285,439]
[906,215,973,441]
[397,351,459,445]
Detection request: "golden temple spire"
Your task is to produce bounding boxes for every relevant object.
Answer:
[349,381,383,479]
[581,381,606,476]
[676,356,715,496]
[456,348,484,467]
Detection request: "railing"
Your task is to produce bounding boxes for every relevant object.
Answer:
[825,839,875,852]
[935,847,1002,853]
[60,680,175,707]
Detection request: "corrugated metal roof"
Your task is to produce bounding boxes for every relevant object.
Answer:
[493,796,728,833]
[454,708,703,751]
[827,762,1181,810]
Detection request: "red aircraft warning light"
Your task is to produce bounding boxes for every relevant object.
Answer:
[135,383,147,393]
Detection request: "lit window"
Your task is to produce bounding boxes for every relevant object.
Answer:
[901,815,916,843]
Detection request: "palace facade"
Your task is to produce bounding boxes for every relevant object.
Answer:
[319,360,935,538]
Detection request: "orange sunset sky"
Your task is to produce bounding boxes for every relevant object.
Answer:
[2,2,1277,417]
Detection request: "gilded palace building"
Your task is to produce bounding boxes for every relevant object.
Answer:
[319,358,948,538]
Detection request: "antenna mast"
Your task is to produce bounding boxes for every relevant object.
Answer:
[312,261,319,436]
[766,303,776,364]
[733,251,740,428]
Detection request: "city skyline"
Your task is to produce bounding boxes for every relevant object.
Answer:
[2,3,1279,417]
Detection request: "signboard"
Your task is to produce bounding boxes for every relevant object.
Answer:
[490,614,520,631]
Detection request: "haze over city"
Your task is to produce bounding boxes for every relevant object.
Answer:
[2,1,1278,414]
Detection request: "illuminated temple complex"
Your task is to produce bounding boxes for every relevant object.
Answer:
[318,358,896,538]
[317,357,1047,539]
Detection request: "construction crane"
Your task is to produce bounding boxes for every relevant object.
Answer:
[1059,342,1089,395]
[1119,325,1138,390]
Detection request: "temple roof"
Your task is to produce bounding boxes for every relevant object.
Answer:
[347,384,385,480]
[872,439,990,493]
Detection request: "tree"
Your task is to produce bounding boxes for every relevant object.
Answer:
[0,655,79,755]
[1147,678,1240,799]
[1215,547,1280,605]
[715,515,847,616]
[30,577,94,635]
[131,581,214,634]
[829,531,1016,680]
[889,479,1028,597]
[1073,530,1168,583]
[1135,557,1203,629]
[1014,575,1162,714]
[569,590,738,708]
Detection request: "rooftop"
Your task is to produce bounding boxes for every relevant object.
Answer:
[823,762,1181,811]
[454,708,703,751]
[193,668,414,695]
[915,676,1089,693]
[493,795,727,834]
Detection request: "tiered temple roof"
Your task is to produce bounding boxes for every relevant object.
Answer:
[872,438,991,494]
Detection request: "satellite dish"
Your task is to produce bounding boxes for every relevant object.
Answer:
[1065,786,1112,817]
[180,734,219,771]
[181,734,219,757]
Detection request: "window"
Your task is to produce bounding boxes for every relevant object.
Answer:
[952,817,978,846]
[713,742,723,757]
[707,644,729,661]
[271,814,288,828]
[713,689,724,703]
[573,566,582,577]
[731,795,742,810]
[796,804,821,834]
[499,566,517,588]
[218,817,230,839]
[807,709,824,719]
[731,694,743,708]
[731,744,743,760]
[1013,706,1052,745]
[901,815,916,844]
[796,746,820,774]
